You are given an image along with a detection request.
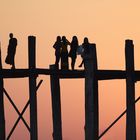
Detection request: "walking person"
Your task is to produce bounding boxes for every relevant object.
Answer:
[61,36,70,70]
[5,33,17,69]
[68,36,79,70]
[79,37,90,67]
[53,36,62,69]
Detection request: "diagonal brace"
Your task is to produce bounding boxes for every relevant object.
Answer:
[98,96,140,139]
[6,79,43,140]
[3,89,30,131]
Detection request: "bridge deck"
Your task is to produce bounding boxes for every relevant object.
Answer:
[0,68,140,81]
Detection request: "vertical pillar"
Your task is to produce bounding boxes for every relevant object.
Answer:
[125,40,136,140]
[0,48,6,139]
[28,36,38,140]
[84,44,98,140]
[50,65,62,140]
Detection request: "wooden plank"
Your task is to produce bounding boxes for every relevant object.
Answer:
[125,40,136,140]
[0,47,5,140]
[134,71,140,81]
[50,65,62,140]
[84,44,98,140]
[0,69,126,79]
[28,36,38,140]
[0,69,85,78]
[1,68,140,81]
[97,70,126,80]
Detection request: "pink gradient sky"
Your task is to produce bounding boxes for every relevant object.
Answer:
[0,0,140,139]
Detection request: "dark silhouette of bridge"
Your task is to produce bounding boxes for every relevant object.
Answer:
[0,36,139,140]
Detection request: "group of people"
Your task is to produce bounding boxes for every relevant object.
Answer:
[4,33,91,70]
[53,36,90,70]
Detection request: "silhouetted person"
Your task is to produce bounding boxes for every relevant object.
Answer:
[53,36,62,68]
[5,33,17,69]
[68,36,79,70]
[79,37,90,67]
[61,36,70,69]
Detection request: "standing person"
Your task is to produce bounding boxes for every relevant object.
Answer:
[68,36,79,70]
[79,37,90,67]
[53,36,62,68]
[61,36,70,70]
[5,33,17,69]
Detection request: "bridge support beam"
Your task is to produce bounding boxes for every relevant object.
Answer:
[0,49,5,140]
[28,36,38,140]
[125,40,136,140]
[50,65,62,140]
[84,44,99,140]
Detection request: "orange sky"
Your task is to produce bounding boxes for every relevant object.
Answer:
[0,0,140,140]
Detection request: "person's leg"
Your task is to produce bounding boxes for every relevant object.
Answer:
[11,57,15,69]
[61,53,65,69]
[11,63,15,69]
[72,57,76,70]
[78,59,84,67]
[55,55,60,69]
[65,53,69,70]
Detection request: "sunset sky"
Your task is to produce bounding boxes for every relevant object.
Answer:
[0,0,140,139]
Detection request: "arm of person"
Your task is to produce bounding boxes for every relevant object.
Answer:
[66,39,71,45]
[53,42,57,49]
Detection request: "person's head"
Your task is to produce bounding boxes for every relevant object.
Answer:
[83,37,89,44]
[56,36,61,42]
[62,36,66,42]
[72,36,78,42]
[9,33,13,38]
[72,36,78,45]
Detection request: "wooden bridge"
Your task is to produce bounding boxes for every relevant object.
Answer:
[0,36,139,140]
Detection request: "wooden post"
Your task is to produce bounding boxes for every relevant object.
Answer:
[84,44,98,140]
[50,65,62,140]
[125,40,136,140]
[28,36,38,140]
[0,48,6,140]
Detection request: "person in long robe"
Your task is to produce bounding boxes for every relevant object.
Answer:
[5,33,17,69]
